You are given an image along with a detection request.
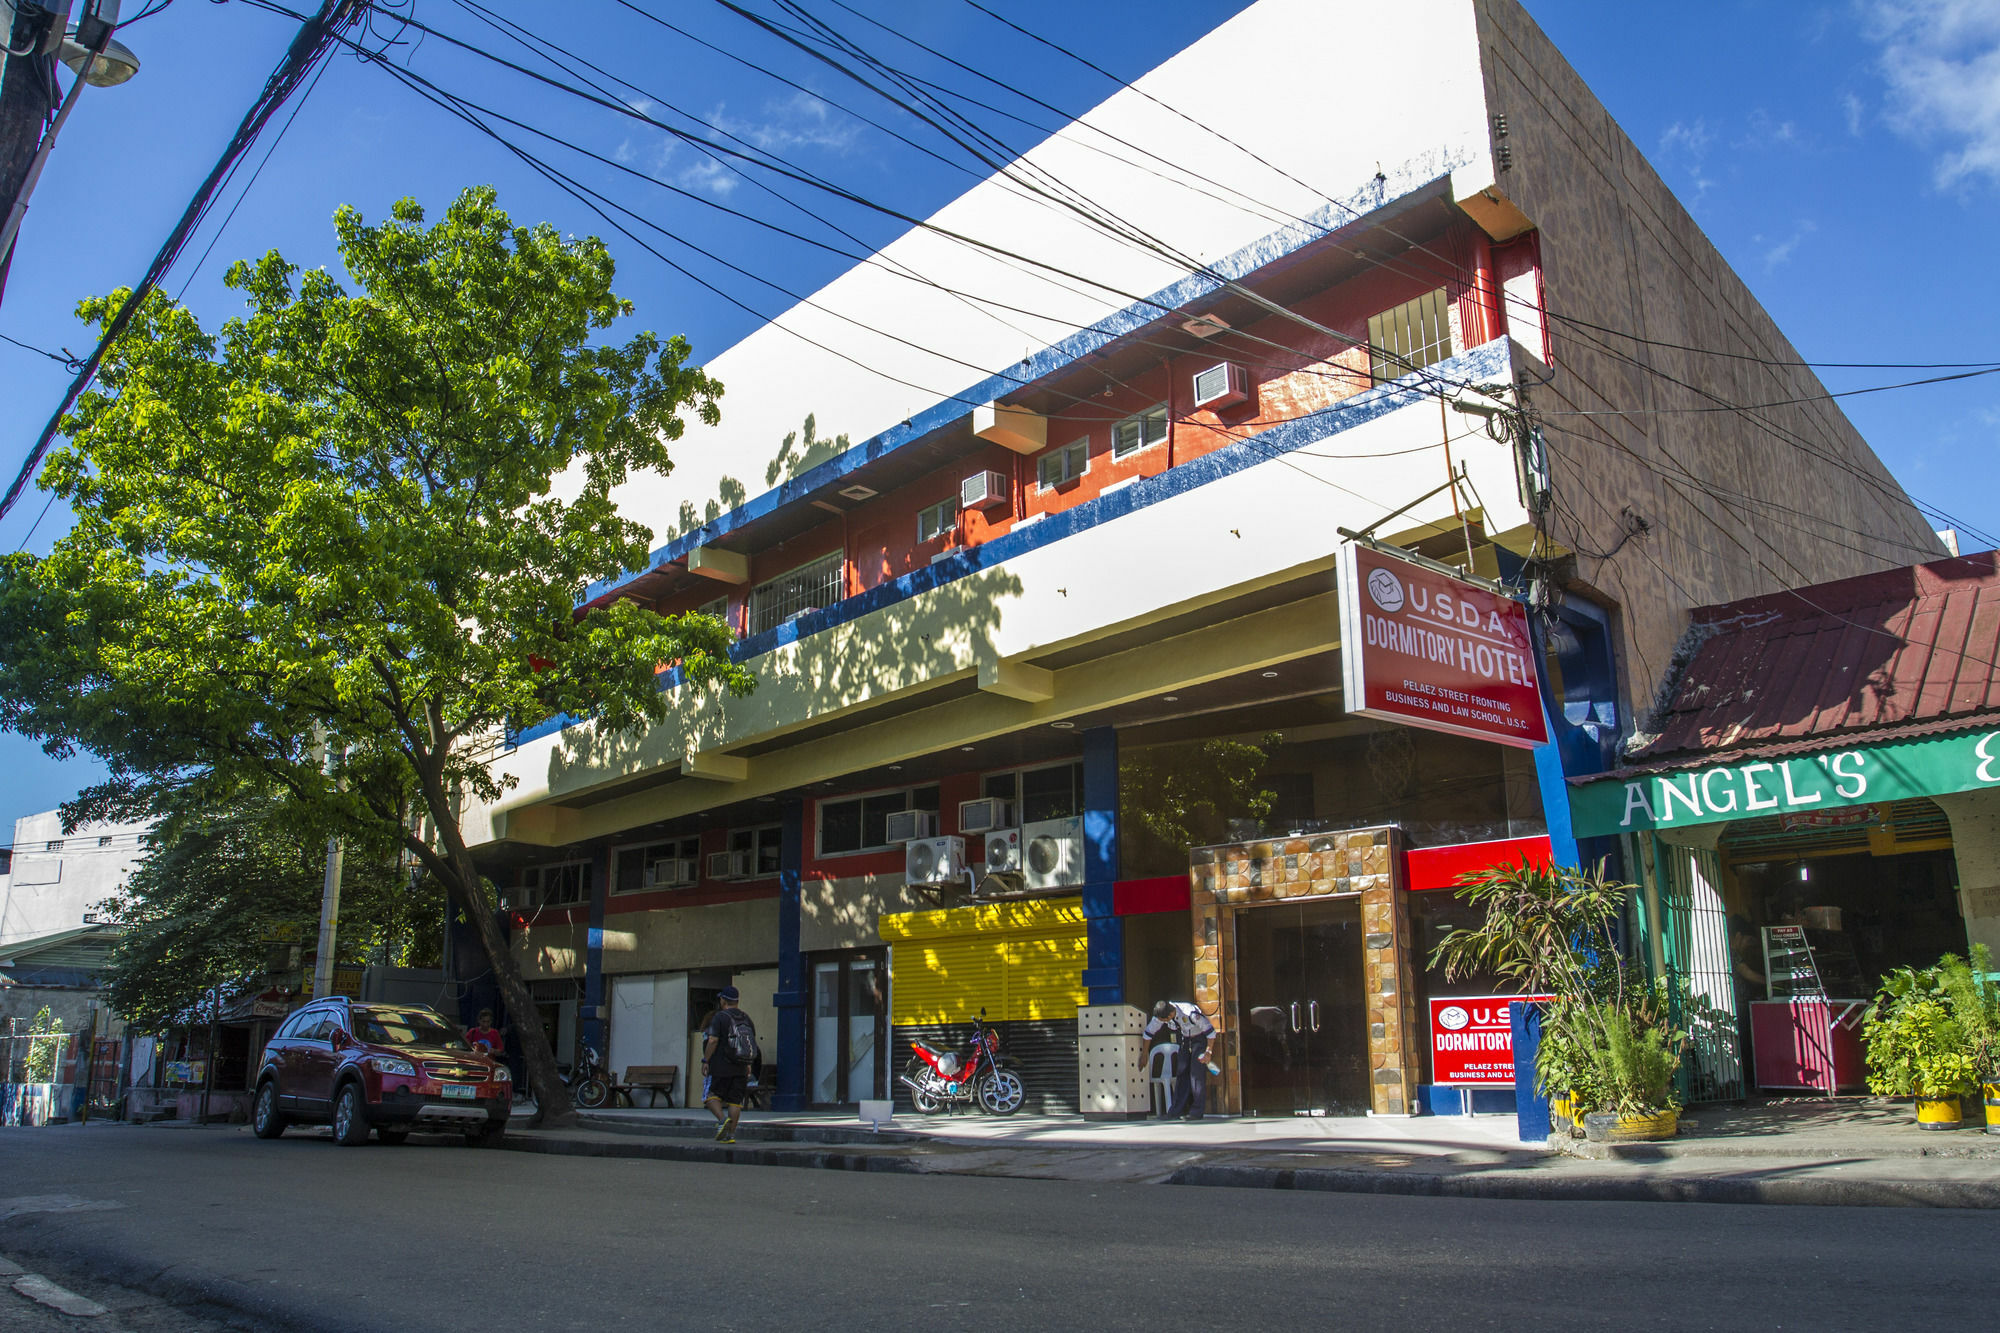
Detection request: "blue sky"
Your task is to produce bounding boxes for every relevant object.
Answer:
[1,0,1997,839]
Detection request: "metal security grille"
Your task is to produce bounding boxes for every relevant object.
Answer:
[747,551,844,635]
[1367,287,1454,383]
[1660,842,1744,1102]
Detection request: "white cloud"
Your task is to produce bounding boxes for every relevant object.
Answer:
[707,91,864,157]
[1842,91,1867,136]
[1657,118,1718,200]
[1754,219,1819,269]
[678,157,741,198]
[1735,108,1803,150]
[1862,0,2000,187]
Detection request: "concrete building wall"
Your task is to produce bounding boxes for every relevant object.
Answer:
[1934,790,2000,959]
[1471,0,1945,714]
[0,812,153,948]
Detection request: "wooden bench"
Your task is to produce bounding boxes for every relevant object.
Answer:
[616,1065,679,1108]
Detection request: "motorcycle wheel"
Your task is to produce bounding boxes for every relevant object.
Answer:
[911,1082,943,1114]
[977,1069,1025,1116]
[575,1076,611,1110]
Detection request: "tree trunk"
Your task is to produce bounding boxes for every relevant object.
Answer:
[434,851,577,1127]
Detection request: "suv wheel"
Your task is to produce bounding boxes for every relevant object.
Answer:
[252,1081,287,1139]
[331,1082,370,1146]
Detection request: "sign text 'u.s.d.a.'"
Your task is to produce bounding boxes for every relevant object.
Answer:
[1430,994,1554,1086]
[1567,726,2000,837]
[1336,543,1548,749]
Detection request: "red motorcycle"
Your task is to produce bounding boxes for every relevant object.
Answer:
[898,1010,1026,1116]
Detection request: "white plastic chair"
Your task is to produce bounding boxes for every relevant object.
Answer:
[1148,1043,1179,1118]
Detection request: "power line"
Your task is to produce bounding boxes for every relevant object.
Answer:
[0,0,368,524]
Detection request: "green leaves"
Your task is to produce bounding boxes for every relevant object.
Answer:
[0,186,750,840]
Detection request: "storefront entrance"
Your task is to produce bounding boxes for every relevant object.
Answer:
[808,950,887,1106]
[1234,898,1369,1115]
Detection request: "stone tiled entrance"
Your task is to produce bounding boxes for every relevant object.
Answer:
[1188,825,1421,1115]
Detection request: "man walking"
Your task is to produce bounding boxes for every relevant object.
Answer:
[701,986,759,1143]
[1141,1000,1218,1120]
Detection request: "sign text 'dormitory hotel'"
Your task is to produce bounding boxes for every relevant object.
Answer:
[1337,543,1547,749]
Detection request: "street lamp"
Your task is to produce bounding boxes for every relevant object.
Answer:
[0,0,141,267]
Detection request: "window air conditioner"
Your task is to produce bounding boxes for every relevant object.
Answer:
[983,827,1022,873]
[1022,816,1085,891]
[958,797,1014,835]
[1191,361,1249,411]
[706,850,738,881]
[961,470,1009,510]
[675,857,700,886]
[884,808,938,843]
[905,835,966,887]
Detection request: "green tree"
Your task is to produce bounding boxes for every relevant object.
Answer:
[101,781,439,1031]
[23,1007,64,1083]
[0,188,753,1122]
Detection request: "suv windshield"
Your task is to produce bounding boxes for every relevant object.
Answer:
[353,1009,468,1050]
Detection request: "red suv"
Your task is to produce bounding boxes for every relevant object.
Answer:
[252,999,511,1146]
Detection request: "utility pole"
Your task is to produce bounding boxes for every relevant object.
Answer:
[0,7,59,301]
[311,834,344,998]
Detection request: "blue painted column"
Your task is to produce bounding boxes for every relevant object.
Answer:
[1079,726,1124,1005]
[582,847,610,1060]
[772,798,808,1111]
[1526,617,1584,869]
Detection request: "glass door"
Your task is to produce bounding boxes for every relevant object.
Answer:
[1234,899,1366,1115]
[808,951,888,1105]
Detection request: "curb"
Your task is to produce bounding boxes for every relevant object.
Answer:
[501,1129,2000,1209]
[1166,1162,2000,1208]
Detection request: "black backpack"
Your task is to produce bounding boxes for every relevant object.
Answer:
[722,1009,760,1067]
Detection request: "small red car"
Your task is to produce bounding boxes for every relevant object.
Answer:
[252,999,510,1146]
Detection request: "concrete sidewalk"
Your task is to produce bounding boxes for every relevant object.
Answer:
[501,1098,2000,1208]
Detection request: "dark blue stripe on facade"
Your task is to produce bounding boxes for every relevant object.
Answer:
[511,339,1513,748]
[580,160,1473,606]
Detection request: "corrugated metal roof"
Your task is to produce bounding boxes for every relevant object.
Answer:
[1635,551,2000,764]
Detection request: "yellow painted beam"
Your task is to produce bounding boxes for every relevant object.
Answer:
[978,656,1055,702]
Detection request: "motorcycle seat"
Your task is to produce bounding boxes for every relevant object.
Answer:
[912,1039,959,1061]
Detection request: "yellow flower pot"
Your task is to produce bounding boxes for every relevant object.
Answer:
[1582,1108,1679,1143]
[1983,1083,2000,1136]
[1914,1095,1963,1130]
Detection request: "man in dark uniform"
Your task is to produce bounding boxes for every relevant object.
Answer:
[701,986,758,1143]
[1141,1000,1218,1120]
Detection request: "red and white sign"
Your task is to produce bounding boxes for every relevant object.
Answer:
[1429,994,1552,1086]
[1337,543,1548,749]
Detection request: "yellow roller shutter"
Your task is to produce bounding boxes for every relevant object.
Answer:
[881,897,1087,1025]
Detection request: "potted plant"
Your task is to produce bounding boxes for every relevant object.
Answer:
[1430,859,1683,1141]
[1863,961,1978,1129]
[1929,945,2000,1133]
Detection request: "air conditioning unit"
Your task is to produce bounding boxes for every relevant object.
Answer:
[958,797,1014,835]
[983,827,1022,873]
[1022,816,1085,891]
[905,835,965,887]
[644,858,700,888]
[1191,361,1249,411]
[675,857,700,885]
[961,470,1009,510]
[706,850,753,880]
[884,808,938,843]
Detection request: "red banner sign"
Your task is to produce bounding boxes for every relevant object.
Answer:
[1429,994,1552,1086]
[1337,543,1548,749]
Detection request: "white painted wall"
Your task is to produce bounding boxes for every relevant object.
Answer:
[473,355,1530,841]
[607,971,691,1105]
[0,811,155,948]
[571,0,1496,543]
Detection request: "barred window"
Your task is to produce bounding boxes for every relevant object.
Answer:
[1112,405,1168,458]
[534,861,592,906]
[1368,287,1454,384]
[916,498,959,543]
[1037,439,1088,489]
[747,552,844,636]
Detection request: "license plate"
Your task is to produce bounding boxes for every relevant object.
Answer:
[441,1084,476,1100]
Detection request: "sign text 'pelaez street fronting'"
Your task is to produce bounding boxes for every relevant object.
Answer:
[1337,542,1548,749]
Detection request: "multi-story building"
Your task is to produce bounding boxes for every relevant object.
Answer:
[0,809,152,1034]
[461,0,1943,1118]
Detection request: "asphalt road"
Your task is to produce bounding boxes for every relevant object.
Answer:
[2,1123,1995,1331]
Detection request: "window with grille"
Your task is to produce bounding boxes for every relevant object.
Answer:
[982,761,1085,824]
[1112,405,1169,458]
[1037,439,1088,489]
[534,861,592,906]
[818,784,943,856]
[614,837,701,892]
[729,825,785,878]
[1367,287,1454,384]
[916,498,959,543]
[747,552,844,636]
